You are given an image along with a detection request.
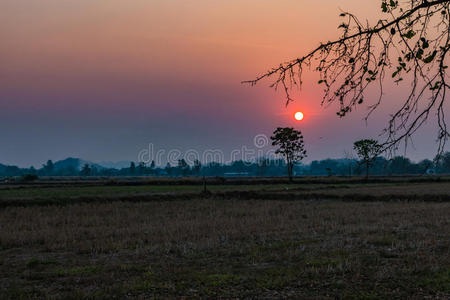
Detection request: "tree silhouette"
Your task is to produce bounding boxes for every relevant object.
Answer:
[437,151,450,170]
[43,160,54,175]
[177,159,190,177]
[353,139,383,179]
[245,0,450,155]
[137,162,146,175]
[389,156,413,174]
[165,162,172,176]
[80,164,91,177]
[257,157,270,176]
[417,158,434,174]
[129,162,136,176]
[193,159,202,176]
[270,127,307,181]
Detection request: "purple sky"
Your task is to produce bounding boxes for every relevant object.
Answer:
[1,0,447,167]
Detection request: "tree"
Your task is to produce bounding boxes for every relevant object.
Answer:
[417,158,434,174]
[5,165,22,176]
[64,166,77,176]
[343,150,356,177]
[437,151,450,171]
[270,127,307,181]
[80,164,91,177]
[353,139,383,179]
[137,162,146,175]
[43,160,54,175]
[193,159,202,176]
[28,166,37,175]
[129,162,136,176]
[257,157,270,176]
[165,162,172,176]
[246,0,450,155]
[389,156,413,174]
[177,159,190,177]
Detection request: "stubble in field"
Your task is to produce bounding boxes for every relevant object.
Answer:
[0,199,449,298]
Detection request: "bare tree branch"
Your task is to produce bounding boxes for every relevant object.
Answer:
[244,0,450,157]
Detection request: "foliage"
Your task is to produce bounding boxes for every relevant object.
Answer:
[129,162,136,175]
[193,159,202,176]
[245,0,450,154]
[80,164,92,177]
[353,139,383,178]
[270,127,307,180]
[43,160,54,175]
[354,139,383,162]
[5,152,450,178]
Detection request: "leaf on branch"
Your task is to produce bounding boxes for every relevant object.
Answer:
[416,48,424,59]
[430,81,441,90]
[423,50,437,63]
[420,37,429,49]
[403,30,416,39]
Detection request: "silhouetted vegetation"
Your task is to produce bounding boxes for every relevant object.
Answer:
[1,153,450,179]
[271,127,307,181]
[353,139,383,179]
[246,0,450,154]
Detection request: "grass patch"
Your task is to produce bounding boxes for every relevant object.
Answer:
[368,235,398,247]
[26,258,58,269]
[417,268,450,292]
[52,265,101,276]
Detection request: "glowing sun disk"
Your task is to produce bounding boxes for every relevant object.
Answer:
[295,111,304,121]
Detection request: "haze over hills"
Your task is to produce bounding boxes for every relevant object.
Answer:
[0,154,447,178]
[0,158,130,172]
[96,161,133,169]
[48,158,104,171]
[47,158,132,171]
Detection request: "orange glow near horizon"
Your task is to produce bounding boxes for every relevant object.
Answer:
[6,0,439,167]
[294,111,304,121]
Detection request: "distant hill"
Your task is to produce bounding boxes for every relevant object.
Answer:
[53,157,81,171]
[97,161,132,169]
[53,158,104,171]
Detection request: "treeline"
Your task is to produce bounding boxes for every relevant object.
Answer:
[1,153,450,178]
[307,156,435,176]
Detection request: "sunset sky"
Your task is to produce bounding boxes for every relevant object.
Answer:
[1,0,445,167]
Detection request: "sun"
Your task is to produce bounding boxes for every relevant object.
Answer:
[294,111,304,121]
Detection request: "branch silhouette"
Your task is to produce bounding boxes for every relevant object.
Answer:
[244,0,450,156]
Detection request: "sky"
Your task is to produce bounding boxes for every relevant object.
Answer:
[0,0,447,167]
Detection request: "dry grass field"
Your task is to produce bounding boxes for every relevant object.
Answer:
[0,178,449,298]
